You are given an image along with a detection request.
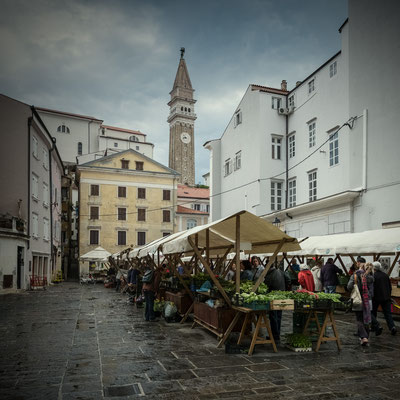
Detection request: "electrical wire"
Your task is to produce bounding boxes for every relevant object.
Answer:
[78,116,357,217]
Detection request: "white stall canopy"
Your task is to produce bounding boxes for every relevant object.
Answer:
[290,227,400,256]
[80,246,111,262]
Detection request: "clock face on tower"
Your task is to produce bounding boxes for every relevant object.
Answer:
[180,132,191,144]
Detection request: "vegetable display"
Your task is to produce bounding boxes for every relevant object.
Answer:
[285,333,312,349]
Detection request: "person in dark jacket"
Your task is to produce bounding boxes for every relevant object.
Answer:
[371,261,396,336]
[265,266,290,344]
[347,261,374,346]
[142,266,162,322]
[321,258,343,293]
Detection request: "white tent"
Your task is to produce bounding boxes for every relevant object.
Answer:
[290,227,400,256]
[80,246,111,261]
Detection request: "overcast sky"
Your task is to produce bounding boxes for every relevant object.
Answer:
[0,0,347,183]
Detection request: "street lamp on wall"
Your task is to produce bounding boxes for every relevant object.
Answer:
[273,217,281,227]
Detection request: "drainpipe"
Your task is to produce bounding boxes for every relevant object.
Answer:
[285,97,289,209]
[88,120,93,153]
[49,137,56,275]
[362,109,368,190]
[27,115,32,250]
[172,176,177,233]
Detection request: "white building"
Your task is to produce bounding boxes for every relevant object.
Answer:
[205,0,400,240]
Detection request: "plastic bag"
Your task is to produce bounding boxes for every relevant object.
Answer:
[164,302,177,318]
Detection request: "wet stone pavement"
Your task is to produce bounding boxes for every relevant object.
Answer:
[1,283,400,399]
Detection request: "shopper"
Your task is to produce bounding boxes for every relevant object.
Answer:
[311,260,323,292]
[347,261,374,346]
[264,265,290,344]
[225,263,236,281]
[298,264,315,292]
[372,261,397,336]
[251,256,265,281]
[240,260,254,281]
[321,258,343,293]
[142,266,162,322]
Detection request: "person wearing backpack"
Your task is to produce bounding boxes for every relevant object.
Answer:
[142,266,162,322]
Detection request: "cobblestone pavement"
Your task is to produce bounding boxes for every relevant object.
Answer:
[1,283,400,399]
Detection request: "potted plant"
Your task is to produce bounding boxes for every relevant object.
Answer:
[285,333,312,352]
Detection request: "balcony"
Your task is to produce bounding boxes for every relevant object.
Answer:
[0,214,27,236]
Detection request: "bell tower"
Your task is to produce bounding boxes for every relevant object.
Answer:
[168,48,196,186]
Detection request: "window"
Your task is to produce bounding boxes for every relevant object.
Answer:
[138,188,146,199]
[136,146,139,150]
[43,148,49,169]
[163,232,171,237]
[90,230,99,245]
[187,219,197,229]
[234,151,241,170]
[329,61,337,78]
[90,206,99,220]
[193,204,201,211]
[288,95,295,108]
[308,79,315,94]
[117,231,126,246]
[43,183,49,207]
[43,218,49,241]
[163,210,171,223]
[90,185,99,196]
[121,159,129,169]
[138,208,146,222]
[118,208,126,221]
[271,137,282,160]
[272,97,281,110]
[308,121,316,147]
[270,181,283,211]
[57,124,70,133]
[308,170,317,201]
[137,231,146,246]
[32,213,39,238]
[163,190,171,201]
[130,135,138,142]
[118,186,126,198]
[329,131,339,166]
[32,173,39,199]
[288,179,296,207]
[233,110,242,127]
[135,161,144,170]
[77,142,82,155]
[32,136,38,158]
[289,134,295,158]
[224,158,232,177]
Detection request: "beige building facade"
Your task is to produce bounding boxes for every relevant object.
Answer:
[77,149,179,273]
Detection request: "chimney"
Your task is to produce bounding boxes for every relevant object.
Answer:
[281,80,287,91]
[296,81,302,87]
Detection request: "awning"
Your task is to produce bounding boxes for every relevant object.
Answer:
[80,246,111,262]
[162,210,300,256]
[290,227,400,256]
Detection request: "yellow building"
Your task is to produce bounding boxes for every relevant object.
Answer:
[77,149,179,272]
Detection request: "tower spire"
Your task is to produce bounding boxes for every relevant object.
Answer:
[180,47,185,59]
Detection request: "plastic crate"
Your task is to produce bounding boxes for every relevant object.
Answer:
[294,300,314,310]
[313,299,332,310]
[244,301,270,310]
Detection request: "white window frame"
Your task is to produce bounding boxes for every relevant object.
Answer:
[270,181,283,211]
[234,151,241,171]
[117,230,127,246]
[32,213,39,238]
[288,134,295,158]
[43,182,49,207]
[43,218,49,241]
[89,230,100,245]
[288,179,296,208]
[32,136,38,159]
[187,219,197,230]
[77,142,83,156]
[329,130,339,166]
[271,97,281,110]
[224,158,232,177]
[329,61,337,78]
[42,148,49,169]
[32,173,39,200]
[288,95,295,108]
[308,120,316,148]
[271,136,282,160]
[308,170,317,202]
[233,110,242,127]
[308,79,315,94]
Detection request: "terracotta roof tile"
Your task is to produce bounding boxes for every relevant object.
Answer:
[177,184,210,199]
[102,125,146,136]
[177,205,208,215]
[251,84,289,95]
[36,107,103,122]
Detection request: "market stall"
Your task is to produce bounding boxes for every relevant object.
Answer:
[79,246,111,278]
